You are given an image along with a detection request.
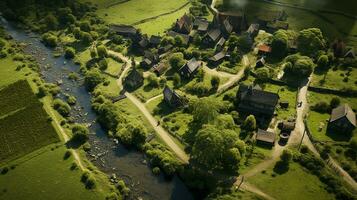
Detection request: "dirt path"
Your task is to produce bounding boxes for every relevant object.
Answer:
[240,182,276,200]
[146,94,163,104]
[217,55,249,93]
[112,52,189,163]
[46,105,85,170]
[125,92,189,163]
[202,65,235,78]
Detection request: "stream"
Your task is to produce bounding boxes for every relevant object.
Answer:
[0,18,194,200]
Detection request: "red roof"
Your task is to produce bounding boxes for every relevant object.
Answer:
[258,45,272,53]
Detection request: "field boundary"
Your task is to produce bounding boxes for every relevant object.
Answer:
[130,2,190,26]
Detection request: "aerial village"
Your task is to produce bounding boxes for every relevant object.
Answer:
[0,0,356,200]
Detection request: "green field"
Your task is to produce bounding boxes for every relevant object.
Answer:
[216,0,357,47]
[95,0,189,25]
[0,146,105,200]
[307,91,357,142]
[135,4,191,36]
[0,80,38,117]
[0,80,59,162]
[311,68,357,91]
[249,162,334,200]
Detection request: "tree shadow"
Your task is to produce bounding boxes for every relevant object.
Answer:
[273,160,289,175]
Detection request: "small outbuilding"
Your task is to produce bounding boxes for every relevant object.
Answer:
[152,63,168,76]
[179,58,201,78]
[124,67,144,90]
[256,129,276,146]
[203,29,222,46]
[209,51,226,65]
[174,14,193,34]
[328,104,356,133]
[193,18,209,33]
[163,86,185,107]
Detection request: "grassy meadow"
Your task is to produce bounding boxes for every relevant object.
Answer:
[306,91,357,142]
[95,0,189,25]
[215,0,357,47]
[0,146,105,200]
[249,162,334,200]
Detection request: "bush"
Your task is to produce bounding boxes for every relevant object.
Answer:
[98,59,108,70]
[311,101,330,113]
[71,124,89,144]
[242,115,256,132]
[116,122,147,149]
[42,32,58,47]
[64,150,71,160]
[210,75,220,90]
[84,69,105,91]
[53,98,71,117]
[64,47,76,59]
[152,167,161,175]
[66,95,77,105]
[330,97,340,109]
[169,53,185,70]
[147,74,160,87]
[97,45,108,58]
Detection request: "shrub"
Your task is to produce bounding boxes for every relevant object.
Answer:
[169,53,185,70]
[66,95,77,105]
[97,45,108,58]
[64,47,75,59]
[53,98,71,117]
[98,59,108,70]
[152,167,161,175]
[42,33,58,47]
[71,124,89,144]
[311,101,330,113]
[147,74,160,87]
[64,150,72,160]
[210,75,220,90]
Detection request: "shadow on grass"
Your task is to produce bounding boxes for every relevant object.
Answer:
[273,161,289,175]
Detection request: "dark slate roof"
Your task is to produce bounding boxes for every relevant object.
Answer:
[210,51,226,62]
[167,31,190,45]
[186,58,200,72]
[176,14,193,33]
[163,86,183,106]
[238,84,279,107]
[139,37,149,48]
[256,129,275,144]
[207,29,221,42]
[149,35,162,45]
[330,104,356,127]
[125,68,143,86]
[179,58,201,77]
[247,24,259,35]
[110,24,137,35]
[159,44,173,54]
[216,37,226,47]
[144,50,159,62]
[255,57,266,67]
[194,18,209,32]
[222,19,233,33]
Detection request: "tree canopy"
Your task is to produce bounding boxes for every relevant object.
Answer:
[297,28,326,56]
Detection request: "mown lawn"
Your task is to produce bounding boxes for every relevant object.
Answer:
[311,67,357,91]
[0,146,105,200]
[249,162,334,200]
[105,58,123,76]
[306,91,357,142]
[134,79,174,102]
[264,84,297,121]
[96,0,189,25]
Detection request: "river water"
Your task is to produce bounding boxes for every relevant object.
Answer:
[0,18,193,200]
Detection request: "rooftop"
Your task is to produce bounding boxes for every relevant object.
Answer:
[330,104,356,127]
